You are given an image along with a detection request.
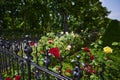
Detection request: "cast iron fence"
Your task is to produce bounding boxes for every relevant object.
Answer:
[0,36,82,80]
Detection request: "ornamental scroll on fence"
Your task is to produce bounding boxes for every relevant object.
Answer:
[0,35,82,80]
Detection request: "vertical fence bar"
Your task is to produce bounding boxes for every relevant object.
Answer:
[0,45,4,80]
[6,40,12,77]
[1,39,5,73]
[44,50,51,80]
[24,35,33,80]
[14,41,20,75]
[20,60,25,80]
[0,38,3,75]
[27,56,31,80]
[0,53,2,77]
[12,55,15,76]
[0,50,1,75]
[21,41,24,57]
[59,55,63,75]
[20,39,25,80]
[99,63,105,80]
[4,40,8,74]
[35,41,39,65]
[0,38,1,75]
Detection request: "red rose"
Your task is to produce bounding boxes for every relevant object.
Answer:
[30,41,35,46]
[84,66,92,74]
[90,55,95,60]
[15,75,21,80]
[84,47,90,52]
[61,57,65,61]
[84,64,96,74]
[81,67,84,70]
[49,47,60,58]
[85,63,90,67]
[6,77,12,80]
[67,69,72,74]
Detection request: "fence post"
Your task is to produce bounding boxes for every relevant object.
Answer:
[5,40,11,75]
[14,41,20,75]
[44,50,51,80]
[99,63,105,80]
[24,35,33,80]
[0,38,3,75]
[6,40,16,77]
[72,56,82,80]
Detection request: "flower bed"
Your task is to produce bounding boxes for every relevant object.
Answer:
[30,32,119,79]
[1,32,120,80]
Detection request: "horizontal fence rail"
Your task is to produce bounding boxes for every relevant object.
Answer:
[0,36,83,80]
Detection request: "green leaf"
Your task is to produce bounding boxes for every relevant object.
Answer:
[16,21,24,28]
[112,42,119,46]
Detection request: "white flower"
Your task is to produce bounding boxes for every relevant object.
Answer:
[65,32,69,35]
[35,43,37,47]
[81,62,85,66]
[71,59,76,62]
[60,32,64,34]
[66,45,72,51]
[71,31,75,37]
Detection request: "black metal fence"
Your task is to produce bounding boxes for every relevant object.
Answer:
[0,36,82,80]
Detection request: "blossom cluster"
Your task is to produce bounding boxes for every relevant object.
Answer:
[6,75,21,80]
[30,32,114,79]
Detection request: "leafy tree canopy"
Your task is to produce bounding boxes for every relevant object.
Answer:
[0,0,110,38]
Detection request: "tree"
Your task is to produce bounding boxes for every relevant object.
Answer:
[0,0,110,37]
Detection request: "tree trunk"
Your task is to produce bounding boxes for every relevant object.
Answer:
[63,14,68,33]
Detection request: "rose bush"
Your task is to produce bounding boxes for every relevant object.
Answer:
[36,32,84,57]
[31,32,84,77]
[31,32,83,65]
[31,32,119,79]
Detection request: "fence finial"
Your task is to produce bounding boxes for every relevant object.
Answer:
[72,55,82,80]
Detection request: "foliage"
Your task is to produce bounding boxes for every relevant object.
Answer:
[31,32,119,79]
[32,32,84,77]
[102,20,120,46]
[37,32,83,57]
[0,0,110,38]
